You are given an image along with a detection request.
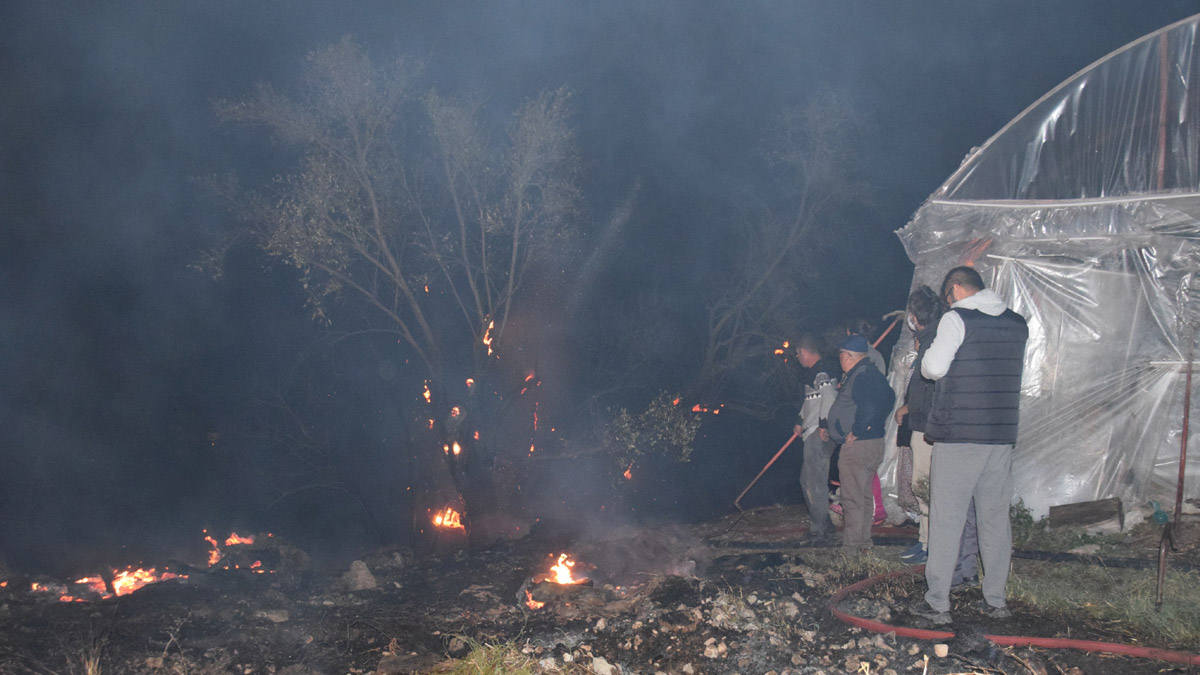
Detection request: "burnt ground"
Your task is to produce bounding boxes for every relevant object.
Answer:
[1,507,1198,675]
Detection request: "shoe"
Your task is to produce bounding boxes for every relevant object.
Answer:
[908,599,952,625]
[898,542,924,560]
[951,575,980,590]
[974,600,1011,619]
[902,549,927,565]
[802,532,834,547]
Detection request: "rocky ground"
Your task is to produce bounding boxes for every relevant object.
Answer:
[0,507,1197,675]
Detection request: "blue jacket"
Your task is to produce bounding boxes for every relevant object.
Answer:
[828,358,895,443]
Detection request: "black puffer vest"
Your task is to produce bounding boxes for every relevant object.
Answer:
[925,307,1028,444]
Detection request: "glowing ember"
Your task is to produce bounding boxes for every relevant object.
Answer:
[450,406,461,417]
[432,506,464,530]
[451,441,462,455]
[422,382,432,403]
[623,463,633,480]
[672,397,681,406]
[465,378,474,388]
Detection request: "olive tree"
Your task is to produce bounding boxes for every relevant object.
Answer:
[208,38,581,543]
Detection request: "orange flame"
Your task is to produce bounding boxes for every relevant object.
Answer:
[452,441,462,456]
[432,506,464,530]
[623,463,633,480]
[225,533,254,546]
[205,530,255,567]
[465,378,475,388]
[422,382,432,403]
[482,321,495,356]
[524,588,545,610]
[538,553,585,585]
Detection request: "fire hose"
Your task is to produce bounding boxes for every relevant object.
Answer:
[828,565,1200,667]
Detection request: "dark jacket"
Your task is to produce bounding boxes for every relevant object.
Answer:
[925,308,1028,444]
[828,358,896,443]
[904,324,938,433]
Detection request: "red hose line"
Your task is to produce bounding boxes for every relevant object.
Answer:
[828,566,1200,666]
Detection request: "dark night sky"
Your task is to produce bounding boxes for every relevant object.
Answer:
[2,1,1198,571]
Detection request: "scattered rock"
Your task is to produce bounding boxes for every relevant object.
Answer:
[933,643,949,658]
[255,609,289,623]
[591,655,616,674]
[342,560,378,591]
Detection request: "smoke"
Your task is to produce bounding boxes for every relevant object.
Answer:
[2,0,1197,570]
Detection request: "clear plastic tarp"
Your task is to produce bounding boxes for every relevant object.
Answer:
[885,14,1200,519]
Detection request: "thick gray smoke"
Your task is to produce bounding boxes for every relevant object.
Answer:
[1,0,1195,571]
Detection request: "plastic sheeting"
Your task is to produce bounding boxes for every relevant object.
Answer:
[885,14,1200,519]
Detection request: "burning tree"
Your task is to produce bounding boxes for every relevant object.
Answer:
[686,92,868,408]
[206,38,581,544]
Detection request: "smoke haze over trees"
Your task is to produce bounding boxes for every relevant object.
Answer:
[2,0,1197,571]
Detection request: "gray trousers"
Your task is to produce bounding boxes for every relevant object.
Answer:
[800,433,835,537]
[924,442,1013,612]
[838,437,884,552]
[954,498,979,584]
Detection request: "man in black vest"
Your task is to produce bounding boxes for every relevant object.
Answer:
[911,266,1028,625]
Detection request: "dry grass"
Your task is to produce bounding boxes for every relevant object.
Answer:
[428,639,593,675]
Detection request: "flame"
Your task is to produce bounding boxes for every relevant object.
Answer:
[205,529,256,567]
[473,430,480,440]
[623,463,633,480]
[450,406,461,418]
[537,553,585,585]
[465,378,474,388]
[525,373,535,382]
[225,533,254,546]
[482,321,495,356]
[691,403,723,415]
[432,506,464,530]
[428,419,435,430]
[672,397,680,406]
[422,382,432,403]
[452,441,462,456]
[57,566,186,601]
[525,588,545,610]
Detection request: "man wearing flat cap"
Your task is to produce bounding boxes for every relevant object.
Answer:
[825,334,895,556]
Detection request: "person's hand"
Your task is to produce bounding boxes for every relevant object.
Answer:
[793,424,803,437]
[845,431,857,444]
[894,404,909,424]
[818,428,829,442]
